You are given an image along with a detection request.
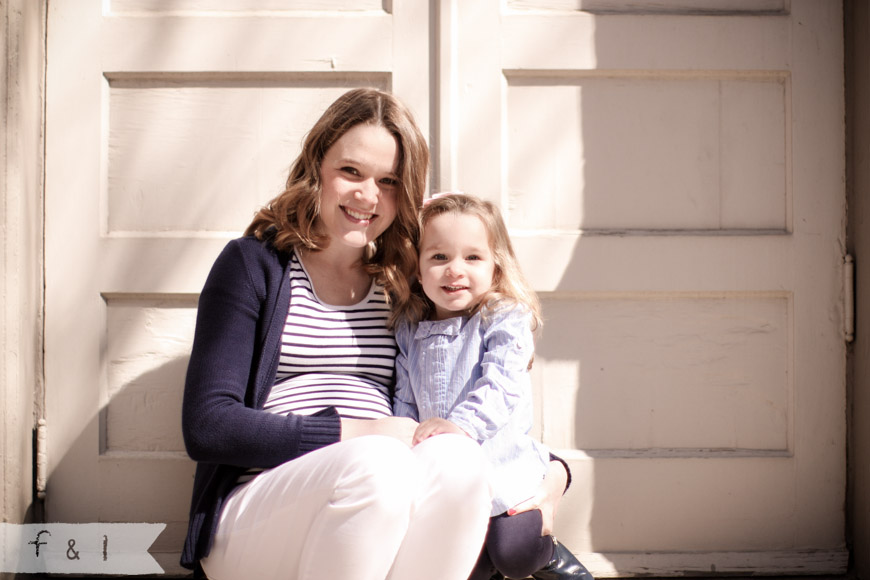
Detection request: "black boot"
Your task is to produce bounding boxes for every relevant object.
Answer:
[531,537,594,580]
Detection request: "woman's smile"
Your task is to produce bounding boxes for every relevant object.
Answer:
[318,123,399,252]
[342,205,377,222]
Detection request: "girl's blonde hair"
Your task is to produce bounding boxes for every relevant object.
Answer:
[400,193,543,331]
[245,88,429,317]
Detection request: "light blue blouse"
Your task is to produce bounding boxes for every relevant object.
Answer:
[393,305,550,515]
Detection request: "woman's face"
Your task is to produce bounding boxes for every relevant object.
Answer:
[318,123,400,252]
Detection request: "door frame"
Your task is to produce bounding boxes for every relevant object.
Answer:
[1,0,46,527]
[845,0,870,576]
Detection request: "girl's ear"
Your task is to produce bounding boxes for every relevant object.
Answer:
[492,265,503,288]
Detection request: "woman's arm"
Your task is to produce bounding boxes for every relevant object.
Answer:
[182,239,341,468]
[341,416,418,445]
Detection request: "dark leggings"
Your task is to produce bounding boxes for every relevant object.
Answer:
[468,510,555,580]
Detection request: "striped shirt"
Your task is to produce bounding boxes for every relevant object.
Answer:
[265,251,396,419]
[238,252,396,484]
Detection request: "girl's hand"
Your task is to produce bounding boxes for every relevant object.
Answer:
[506,459,569,536]
[341,416,418,446]
[412,418,470,445]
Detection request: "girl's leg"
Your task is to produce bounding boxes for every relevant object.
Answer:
[201,435,420,580]
[486,510,554,580]
[387,434,492,580]
[467,517,497,580]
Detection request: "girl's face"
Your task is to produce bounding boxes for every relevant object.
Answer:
[318,123,400,252]
[418,212,496,320]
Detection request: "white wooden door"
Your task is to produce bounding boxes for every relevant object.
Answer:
[44,1,429,574]
[46,0,847,576]
[440,0,847,575]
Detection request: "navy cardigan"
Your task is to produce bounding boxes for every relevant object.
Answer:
[180,235,342,570]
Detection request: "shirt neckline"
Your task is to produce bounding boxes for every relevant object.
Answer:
[293,251,378,309]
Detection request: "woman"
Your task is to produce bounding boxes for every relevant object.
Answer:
[180,88,569,580]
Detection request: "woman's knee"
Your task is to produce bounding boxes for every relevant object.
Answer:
[334,435,421,513]
[414,434,490,505]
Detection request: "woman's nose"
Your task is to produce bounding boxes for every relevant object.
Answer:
[355,179,379,203]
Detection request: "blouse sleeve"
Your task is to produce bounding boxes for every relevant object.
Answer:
[181,239,341,469]
[392,320,420,420]
[447,306,535,441]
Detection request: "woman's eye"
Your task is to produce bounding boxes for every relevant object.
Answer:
[380,177,399,187]
[341,166,360,176]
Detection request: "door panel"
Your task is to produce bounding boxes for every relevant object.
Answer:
[507,75,788,231]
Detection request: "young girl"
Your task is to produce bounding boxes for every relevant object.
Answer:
[393,193,593,580]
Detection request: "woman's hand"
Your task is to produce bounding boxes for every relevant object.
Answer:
[506,459,569,536]
[340,416,419,446]
[412,418,470,445]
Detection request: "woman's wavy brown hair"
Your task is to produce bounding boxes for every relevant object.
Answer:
[245,88,429,321]
[402,193,543,333]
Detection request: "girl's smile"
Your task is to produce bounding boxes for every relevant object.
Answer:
[418,212,496,320]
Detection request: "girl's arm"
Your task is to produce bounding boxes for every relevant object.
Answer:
[392,321,420,421]
[507,457,571,536]
[447,307,534,442]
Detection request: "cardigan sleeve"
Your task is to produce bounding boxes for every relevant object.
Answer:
[181,239,341,469]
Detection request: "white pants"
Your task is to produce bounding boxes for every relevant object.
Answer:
[200,434,492,580]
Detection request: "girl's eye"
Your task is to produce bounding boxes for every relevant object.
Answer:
[467,255,481,261]
[432,253,447,261]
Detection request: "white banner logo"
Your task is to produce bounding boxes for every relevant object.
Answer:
[1,523,165,575]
